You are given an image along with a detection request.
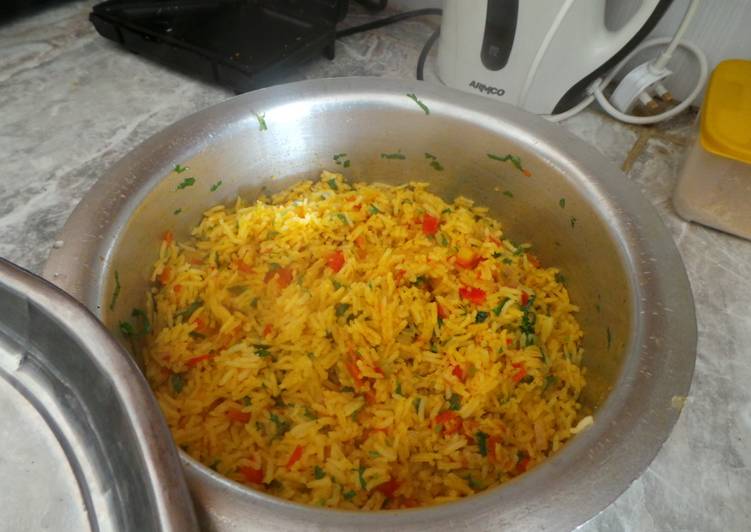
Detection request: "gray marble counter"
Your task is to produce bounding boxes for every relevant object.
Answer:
[1,2,749,531]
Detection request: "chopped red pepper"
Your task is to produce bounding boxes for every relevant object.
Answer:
[394,269,406,284]
[363,389,376,405]
[286,445,304,470]
[522,168,532,177]
[263,324,273,337]
[377,478,401,498]
[266,267,294,288]
[327,250,345,273]
[455,247,482,269]
[520,291,529,306]
[435,411,463,435]
[436,303,449,319]
[186,354,213,367]
[512,366,527,383]
[459,286,487,305]
[345,357,363,388]
[422,213,440,236]
[227,409,251,423]
[488,235,502,246]
[487,436,500,463]
[452,365,465,381]
[373,366,384,376]
[526,253,541,268]
[159,266,171,285]
[173,284,182,293]
[239,466,264,484]
[516,456,531,473]
[236,260,254,274]
[163,230,173,244]
[354,236,367,249]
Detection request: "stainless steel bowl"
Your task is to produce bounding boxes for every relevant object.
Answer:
[43,77,696,531]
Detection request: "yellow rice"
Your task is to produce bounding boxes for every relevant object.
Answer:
[142,171,586,510]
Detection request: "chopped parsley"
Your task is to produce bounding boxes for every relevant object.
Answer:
[555,272,566,285]
[228,285,248,295]
[173,208,182,215]
[269,413,290,439]
[170,373,185,394]
[253,344,272,357]
[395,381,403,396]
[492,298,509,316]
[333,153,351,168]
[475,311,489,323]
[119,320,135,336]
[332,279,343,290]
[425,152,437,160]
[448,393,461,411]
[242,396,252,406]
[543,375,558,392]
[327,178,339,191]
[175,299,203,320]
[502,257,513,265]
[487,153,524,172]
[343,490,356,500]
[503,190,514,198]
[109,270,121,310]
[520,374,534,384]
[429,160,444,171]
[368,204,381,215]
[336,213,349,225]
[176,177,196,190]
[476,431,489,457]
[210,180,223,192]
[406,92,429,115]
[335,303,351,317]
[380,151,406,160]
[570,216,577,228]
[357,465,367,489]
[559,198,566,209]
[368,451,381,458]
[413,397,421,413]
[607,327,612,349]
[254,112,267,131]
[173,164,188,174]
[314,465,326,480]
[438,233,449,247]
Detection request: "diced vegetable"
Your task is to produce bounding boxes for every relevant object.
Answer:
[335,303,351,317]
[512,365,527,383]
[520,291,529,306]
[422,213,440,236]
[286,445,304,470]
[263,324,273,337]
[239,466,264,484]
[357,465,367,489]
[377,478,400,498]
[236,260,254,273]
[475,311,489,323]
[159,266,171,285]
[170,373,185,393]
[448,393,461,411]
[327,250,345,273]
[434,411,462,435]
[476,431,489,456]
[163,230,173,244]
[451,365,464,381]
[186,354,213,367]
[437,303,449,320]
[227,409,251,423]
[459,286,486,305]
[314,465,326,479]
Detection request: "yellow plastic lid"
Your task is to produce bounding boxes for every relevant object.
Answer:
[700,59,751,165]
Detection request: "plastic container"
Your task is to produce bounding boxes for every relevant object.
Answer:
[673,59,751,240]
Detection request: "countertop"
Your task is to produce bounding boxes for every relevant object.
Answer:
[1,2,749,531]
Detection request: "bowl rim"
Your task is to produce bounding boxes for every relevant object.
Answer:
[43,76,697,531]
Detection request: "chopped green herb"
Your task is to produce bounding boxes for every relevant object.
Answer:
[357,465,367,489]
[269,413,290,438]
[209,460,220,471]
[429,160,444,171]
[335,303,351,317]
[559,198,566,209]
[395,381,403,396]
[380,151,406,160]
[228,285,248,295]
[170,373,185,394]
[340,386,355,393]
[173,208,182,215]
[119,320,135,337]
[242,396,252,406]
[254,112,267,131]
[130,308,151,335]
[250,297,259,308]
[555,272,566,285]
[441,208,452,214]
[210,180,223,192]
[368,204,381,215]
[333,153,347,160]
[543,375,558,392]
[520,374,534,384]
[189,331,206,339]
[476,431,489,457]
[343,160,351,168]
[314,465,326,480]
[109,270,121,311]
[434,424,443,433]
[327,178,339,191]
[332,279,343,290]
[492,298,509,316]
[468,476,481,489]
[351,407,363,420]
[503,190,514,198]
[502,257,513,265]
[570,216,577,228]
[254,344,272,357]
[303,407,317,420]
[175,299,203,320]
[449,393,461,411]
[413,397,422,413]
[173,164,188,174]
[176,177,196,190]
[336,213,349,225]
[406,93,429,115]
[487,153,524,172]
[368,451,381,458]
[343,490,356,501]
[438,233,449,247]
[425,152,437,160]
[607,327,612,349]
[475,311,489,323]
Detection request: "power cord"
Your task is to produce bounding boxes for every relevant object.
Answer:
[335,8,442,39]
